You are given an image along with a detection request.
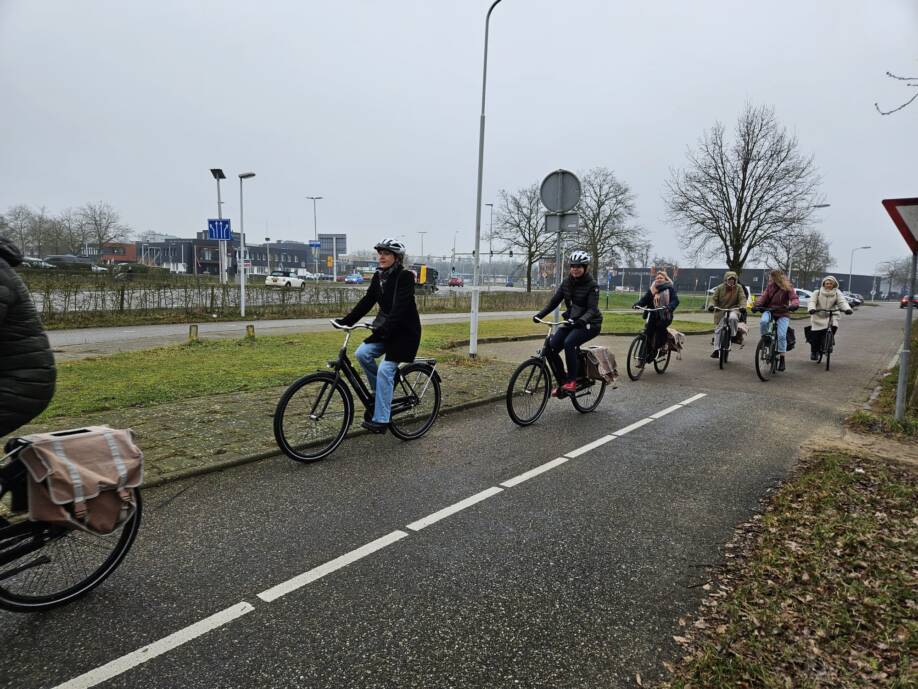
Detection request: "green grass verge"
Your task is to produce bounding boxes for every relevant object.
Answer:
[661,452,917,689]
[42,316,708,420]
[845,334,918,440]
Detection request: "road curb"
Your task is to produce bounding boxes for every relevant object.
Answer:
[446,329,717,349]
[142,392,508,489]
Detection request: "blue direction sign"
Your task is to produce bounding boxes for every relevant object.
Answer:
[208,218,232,241]
[308,240,321,248]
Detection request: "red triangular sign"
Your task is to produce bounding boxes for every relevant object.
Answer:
[882,198,918,254]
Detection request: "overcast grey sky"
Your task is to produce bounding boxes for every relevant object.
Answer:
[1,0,916,272]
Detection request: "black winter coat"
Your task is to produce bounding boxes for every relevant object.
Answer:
[535,273,603,328]
[339,264,422,363]
[0,237,56,437]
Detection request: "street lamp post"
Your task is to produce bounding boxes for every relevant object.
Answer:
[469,0,505,357]
[210,168,227,283]
[239,172,256,317]
[307,195,323,275]
[849,245,871,293]
[418,231,427,263]
[265,237,271,273]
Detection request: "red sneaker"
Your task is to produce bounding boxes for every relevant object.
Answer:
[561,381,577,393]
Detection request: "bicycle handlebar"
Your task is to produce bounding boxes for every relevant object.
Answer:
[633,305,666,312]
[709,306,743,311]
[533,316,574,326]
[330,319,374,331]
[811,309,841,314]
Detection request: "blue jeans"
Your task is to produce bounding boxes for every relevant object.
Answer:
[355,341,398,423]
[760,311,790,353]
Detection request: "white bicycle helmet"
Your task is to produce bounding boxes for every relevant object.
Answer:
[373,237,407,256]
[569,250,591,266]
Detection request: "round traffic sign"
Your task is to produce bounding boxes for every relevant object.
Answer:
[540,169,581,213]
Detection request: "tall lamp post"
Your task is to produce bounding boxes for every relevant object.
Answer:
[417,231,427,263]
[469,0,505,357]
[265,237,271,273]
[210,168,227,283]
[306,196,323,275]
[848,245,871,293]
[239,172,256,317]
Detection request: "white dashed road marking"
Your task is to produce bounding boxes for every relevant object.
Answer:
[54,602,255,689]
[406,487,504,531]
[55,393,707,689]
[257,530,410,603]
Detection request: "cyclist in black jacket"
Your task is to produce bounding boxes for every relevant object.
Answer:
[533,251,602,396]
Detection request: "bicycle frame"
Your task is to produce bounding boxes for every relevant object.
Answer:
[532,316,575,385]
[323,321,439,417]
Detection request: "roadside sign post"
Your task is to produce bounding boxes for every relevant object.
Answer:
[540,169,582,324]
[881,198,918,421]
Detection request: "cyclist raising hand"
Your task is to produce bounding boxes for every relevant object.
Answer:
[336,238,421,434]
[533,251,603,396]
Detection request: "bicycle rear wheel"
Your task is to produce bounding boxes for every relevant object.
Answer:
[755,337,773,381]
[0,489,141,612]
[626,335,646,381]
[506,358,550,426]
[388,364,442,440]
[274,372,353,462]
[570,379,606,413]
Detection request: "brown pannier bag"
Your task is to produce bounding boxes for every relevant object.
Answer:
[17,426,143,535]
[580,345,619,386]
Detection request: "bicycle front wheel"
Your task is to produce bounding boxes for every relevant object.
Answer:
[824,330,834,371]
[626,335,646,381]
[719,327,731,369]
[506,358,550,426]
[755,337,772,381]
[570,380,606,413]
[389,364,442,440]
[654,347,671,374]
[0,490,141,612]
[274,372,353,462]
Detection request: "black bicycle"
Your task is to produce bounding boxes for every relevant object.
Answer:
[709,306,741,369]
[0,441,141,613]
[811,308,840,371]
[505,317,606,426]
[626,306,671,381]
[273,320,442,462]
[753,308,782,381]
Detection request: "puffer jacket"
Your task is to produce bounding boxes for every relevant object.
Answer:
[0,236,56,437]
[711,271,747,325]
[535,272,603,329]
[807,275,851,331]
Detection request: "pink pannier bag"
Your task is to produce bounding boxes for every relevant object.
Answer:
[17,426,143,535]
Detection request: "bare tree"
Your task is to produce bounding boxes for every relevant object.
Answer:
[574,167,643,278]
[793,230,833,288]
[77,202,131,260]
[492,184,554,292]
[665,104,823,275]
[53,208,89,255]
[5,205,33,252]
[878,257,913,295]
[27,206,53,258]
[875,69,918,115]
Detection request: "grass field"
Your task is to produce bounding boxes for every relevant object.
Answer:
[42,316,708,419]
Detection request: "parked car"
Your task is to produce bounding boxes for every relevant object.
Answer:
[91,265,108,273]
[448,276,464,287]
[794,288,813,303]
[344,273,364,284]
[19,256,55,269]
[265,270,306,289]
[900,295,918,309]
[842,291,863,307]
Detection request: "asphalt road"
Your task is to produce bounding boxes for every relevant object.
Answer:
[0,305,903,689]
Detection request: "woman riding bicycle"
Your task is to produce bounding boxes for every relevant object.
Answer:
[532,251,602,396]
[632,270,679,362]
[708,270,746,358]
[752,269,800,372]
[806,275,853,361]
[336,238,421,434]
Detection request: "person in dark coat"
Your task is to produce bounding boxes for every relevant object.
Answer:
[0,236,56,438]
[337,238,421,434]
[533,251,603,396]
[632,270,679,361]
